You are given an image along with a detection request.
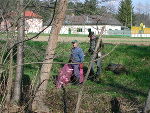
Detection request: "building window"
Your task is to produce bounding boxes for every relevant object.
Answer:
[77,28,82,32]
[68,28,71,34]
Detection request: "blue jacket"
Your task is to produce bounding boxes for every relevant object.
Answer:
[71,47,84,63]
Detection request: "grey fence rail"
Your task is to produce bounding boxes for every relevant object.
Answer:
[107,30,131,36]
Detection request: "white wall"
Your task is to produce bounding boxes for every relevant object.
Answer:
[43,26,52,34]
[25,18,43,33]
[43,25,121,35]
[131,34,150,37]
[0,20,12,31]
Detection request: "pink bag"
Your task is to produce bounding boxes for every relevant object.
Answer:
[79,68,84,83]
[56,64,84,88]
[56,64,73,88]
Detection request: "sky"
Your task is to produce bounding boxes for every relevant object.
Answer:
[107,0,150,5]
[104,0,150,11]
[79,0,150,13]
[79,0,150,5]
[130,0,149,6]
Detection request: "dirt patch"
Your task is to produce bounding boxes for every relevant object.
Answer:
[32,36,89,42]
[45,88,142,113]
[32,36,150,46]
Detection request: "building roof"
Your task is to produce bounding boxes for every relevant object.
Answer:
[64,14,122,26]
[24,11,42,18]
[3,11,42,19]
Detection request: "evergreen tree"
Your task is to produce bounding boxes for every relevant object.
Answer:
[117,0,135,28]
[74,2,84,15]
[67,0,112,16]
[84,0,98,15]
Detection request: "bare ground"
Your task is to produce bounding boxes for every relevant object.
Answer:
[32,36,150,46]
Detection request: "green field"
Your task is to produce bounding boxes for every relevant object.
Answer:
[1,32,150,39]
[28,33,150,39]
[27,33,88,37]
[23,41,150,111]
[1,40,150,112]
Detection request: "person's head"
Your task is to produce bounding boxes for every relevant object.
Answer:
[88,31,94,37]
[71,40,78,48]
[88,29,91,33]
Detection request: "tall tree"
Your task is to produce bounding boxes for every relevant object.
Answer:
[0,0,17,23]
[12,0,25,104]
[117,0,135,28]
[68,0,99,15]
[30,0,55,23]
[67,0,114,16]
[32,0,68,112]
[84,0,98,15]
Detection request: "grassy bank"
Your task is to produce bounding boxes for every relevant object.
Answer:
[1,40,150,112]
[24,41,150,100]
[25,41,150,112]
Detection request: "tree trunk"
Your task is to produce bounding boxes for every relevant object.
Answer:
[12,0,25,104]
[5,41,13,104]
[32,0,68,112]
[144,90,150,113]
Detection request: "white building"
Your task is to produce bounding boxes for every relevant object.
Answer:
[43,15,122,35]
[0,11,43,33]
[43,25,121,35]
[25,11,43,33]
[1,12,122,35]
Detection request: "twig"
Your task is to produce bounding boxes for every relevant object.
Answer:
[75,26,105,113]
[5,0,58,56]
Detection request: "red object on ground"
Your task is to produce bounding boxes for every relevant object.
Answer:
[56,64,84,88]
[56,64,73,88]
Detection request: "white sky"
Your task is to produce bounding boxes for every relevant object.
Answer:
[79,0,150,13]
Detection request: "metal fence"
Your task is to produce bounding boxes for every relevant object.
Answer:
[107,30,131,36]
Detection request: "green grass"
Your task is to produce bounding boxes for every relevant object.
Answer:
[0,32,7,38]
[27,33,50,37]
[59,34,87,37]
[22,41,150,103]
[0,40,150,111]
[27,33,88,37]
[27,33,150,38]
[1,32,150,39]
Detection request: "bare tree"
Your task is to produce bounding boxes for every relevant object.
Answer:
[12,0,25,104]
[32,0,68,112]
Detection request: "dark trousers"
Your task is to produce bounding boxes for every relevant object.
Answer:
[91,58,102,75]
[71,64,80,79]
[90,56,102,81]
[89,39,96,53]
